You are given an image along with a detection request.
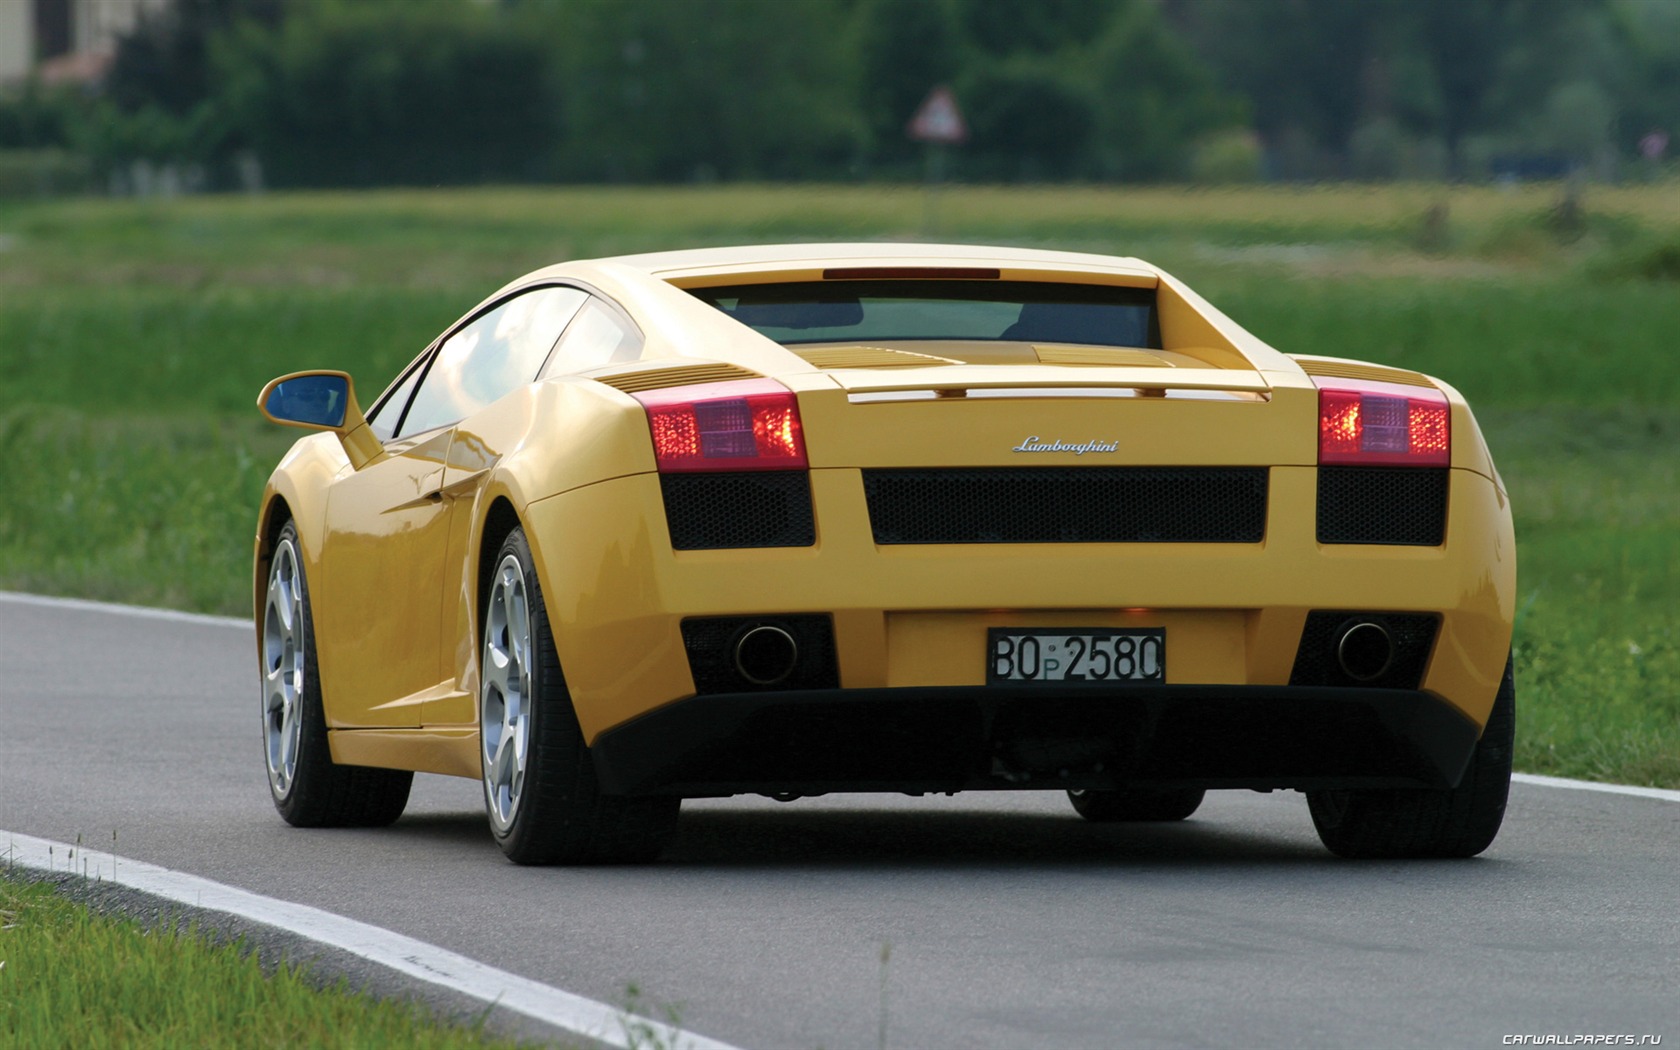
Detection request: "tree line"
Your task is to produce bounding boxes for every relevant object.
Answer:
[1,0,1674,191]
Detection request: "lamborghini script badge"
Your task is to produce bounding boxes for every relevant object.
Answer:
[1012,436,1120,455]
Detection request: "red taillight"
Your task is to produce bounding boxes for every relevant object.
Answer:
[634,379,809,472]
[1316,381,1450,467]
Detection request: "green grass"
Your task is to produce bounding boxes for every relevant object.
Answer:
[0,409,286,611]
[0,183,1676,789]
[0,873,533,1049]
[1489,406,1680,784]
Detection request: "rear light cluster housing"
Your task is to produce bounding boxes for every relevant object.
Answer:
[1316,379,1450,467]
[634,379,808,472]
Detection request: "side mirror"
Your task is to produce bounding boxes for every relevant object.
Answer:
[257,370,382,469]
[261,372,351,428]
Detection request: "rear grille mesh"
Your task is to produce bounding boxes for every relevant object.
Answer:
[661,472,815,550]
[1318,467,1447,545]
[862,467,1268,544]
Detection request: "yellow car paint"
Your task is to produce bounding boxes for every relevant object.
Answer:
[254,243,1514,789]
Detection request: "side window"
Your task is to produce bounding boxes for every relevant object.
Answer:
[541,298,644,377]
[398,286,587,437]
[366,360,425,441]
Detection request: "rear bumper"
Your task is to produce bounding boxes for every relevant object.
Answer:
[525,462,1515,744]
[590,684,1480,798]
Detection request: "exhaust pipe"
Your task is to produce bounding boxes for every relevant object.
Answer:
[1335,621,1394,681]
[734,625,799,686]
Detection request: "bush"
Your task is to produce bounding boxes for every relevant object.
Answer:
[1188,129,1262,183]
[960,63,1095,181]
[0,149,94,197]
[214,3,562,188]
[1089,2,1247,181]
[1591,236,1680,281]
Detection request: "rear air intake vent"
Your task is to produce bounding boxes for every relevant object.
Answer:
[1296,358,1435,389]
[862,467,1267,544]
[1318,467,1448,545]
[661,471,815,550]
[594,363,761,394]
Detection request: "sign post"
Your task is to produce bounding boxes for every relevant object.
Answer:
[906,86,967,235]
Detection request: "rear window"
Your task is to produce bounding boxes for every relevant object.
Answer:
[691,280,1159,348]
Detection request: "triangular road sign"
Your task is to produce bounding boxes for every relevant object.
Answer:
[907,86,968,145]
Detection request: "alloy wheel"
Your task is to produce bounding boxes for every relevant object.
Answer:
[481,553,534,833]
[262,538,306,798]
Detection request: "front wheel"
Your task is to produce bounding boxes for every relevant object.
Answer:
[261,521,411,827]
[480,527,679,864]
[1068,787,1206,822]
[1307,655,1515,859]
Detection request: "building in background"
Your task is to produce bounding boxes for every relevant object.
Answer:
[0,0,169,86]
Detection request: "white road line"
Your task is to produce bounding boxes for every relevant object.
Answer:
[2,832,742,1050]
[0,591,247,630]
[1512,772,1680,804]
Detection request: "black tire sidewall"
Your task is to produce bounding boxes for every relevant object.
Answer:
[1308,655,1515,858]
[482,527,568,860]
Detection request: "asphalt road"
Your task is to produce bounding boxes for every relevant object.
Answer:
[2,595,1676,1049]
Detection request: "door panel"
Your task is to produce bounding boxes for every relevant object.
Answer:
[424,425,505,727]
[315,430,456,728]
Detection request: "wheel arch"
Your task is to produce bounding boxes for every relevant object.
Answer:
[253,492,293,629]
[475,495,525,642]
[253,435,342,624]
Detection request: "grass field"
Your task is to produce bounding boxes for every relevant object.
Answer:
[0,182,1675,788]
[0,872,532,1048]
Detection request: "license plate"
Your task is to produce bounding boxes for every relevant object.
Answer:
[987,628,1165,684]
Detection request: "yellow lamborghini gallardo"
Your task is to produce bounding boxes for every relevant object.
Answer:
[255,243,1515,863]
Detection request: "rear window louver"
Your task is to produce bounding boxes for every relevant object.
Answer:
[793,346,961,369]
[593,363,761,394]
[1034,346,1172,367]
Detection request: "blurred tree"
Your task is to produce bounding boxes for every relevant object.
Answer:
[961,61,1095,180]
[551,0,863,181]
[1167,0,1645,179]
[1614,0,1680,159]
[105,0,286,119]
[961,0,1113,57]
[857,0,963,168]
[1090,1,1244,180]
[215,0,560,187]
[94,0,285,174]
[1401,0,1514,176]
[1540,79,1617,170]
[951,0,1242,180]
[1166,0,1381,175]
[0,82,78,149]
[34,0,1668,188]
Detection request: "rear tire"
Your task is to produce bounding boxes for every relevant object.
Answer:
[262,521,412,828]
[1307,655,1515,859]
[1068,787,1205,822]
[480,527,679,865]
